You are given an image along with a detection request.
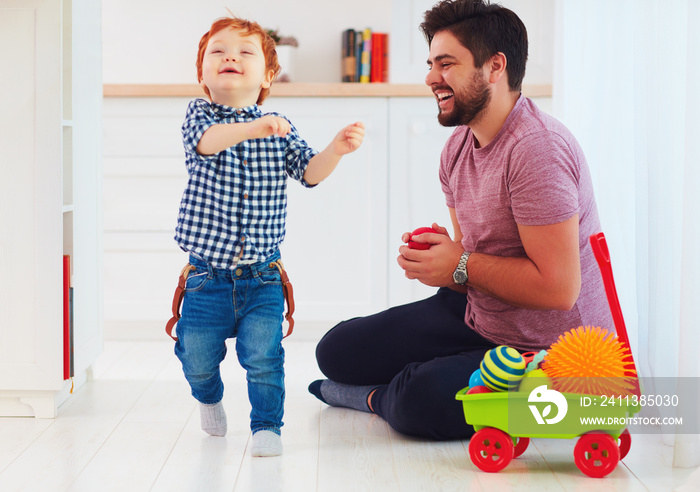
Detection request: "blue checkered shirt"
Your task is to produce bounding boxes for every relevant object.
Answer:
[175,98,318,269]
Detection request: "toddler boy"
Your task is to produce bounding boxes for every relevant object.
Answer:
[173,16,364,457]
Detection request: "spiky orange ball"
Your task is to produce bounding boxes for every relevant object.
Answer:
[542,326,637,395]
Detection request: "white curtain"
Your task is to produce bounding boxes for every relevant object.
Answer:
[553,0,700,467]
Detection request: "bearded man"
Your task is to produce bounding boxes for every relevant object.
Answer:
[308,0,611,440]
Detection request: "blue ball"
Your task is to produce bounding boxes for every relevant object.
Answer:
[469,368,485,388]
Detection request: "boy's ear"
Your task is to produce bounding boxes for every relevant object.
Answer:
[261,69,275,89]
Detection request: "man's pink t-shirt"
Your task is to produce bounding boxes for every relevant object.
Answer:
[440,95,613,351]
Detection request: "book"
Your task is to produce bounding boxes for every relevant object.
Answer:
[355,30,363,82]
[341,29,356,82]
[342,28,389,83]
[381,33,389,82]
[370,32,389,82]
[359,28,372,83]
[62,255,74,380]
[371,32,382,82]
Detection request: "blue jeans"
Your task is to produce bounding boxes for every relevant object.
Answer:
[174,251,285,435]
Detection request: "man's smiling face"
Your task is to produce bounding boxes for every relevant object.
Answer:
[425,30,491,127]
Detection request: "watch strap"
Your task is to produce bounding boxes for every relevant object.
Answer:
[453,251,471,285]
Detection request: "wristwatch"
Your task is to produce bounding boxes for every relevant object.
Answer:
[452,251,471,285]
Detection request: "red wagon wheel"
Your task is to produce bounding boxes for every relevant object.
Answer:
[574,432,620,478]
[617,428,631,460]
[513,437,530,458]
[469,428,515,473]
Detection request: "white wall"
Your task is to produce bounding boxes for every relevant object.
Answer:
[102,0,392,84]
[102,0,553,85]
[392,0,553,85]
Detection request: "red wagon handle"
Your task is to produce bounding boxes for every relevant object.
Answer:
[589,233,629,348]
[589,233,639,383]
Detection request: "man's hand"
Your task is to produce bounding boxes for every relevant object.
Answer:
[397,223,463,287]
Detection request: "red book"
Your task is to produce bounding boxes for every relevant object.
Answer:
[371,32,382,82]
[63,255,72,380]
[381,33,389,82]
[369,33,389,83]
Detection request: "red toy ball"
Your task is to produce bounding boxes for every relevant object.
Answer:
[466,385,493,395]
[408,227,439,250]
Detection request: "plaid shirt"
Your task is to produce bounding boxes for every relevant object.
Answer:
[175,98,317,269]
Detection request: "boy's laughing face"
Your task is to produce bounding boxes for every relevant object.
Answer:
[200,27,274,107]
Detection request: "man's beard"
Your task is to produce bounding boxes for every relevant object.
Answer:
[437,72,491,127]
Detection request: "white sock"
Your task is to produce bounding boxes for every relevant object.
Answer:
[200,401,227,436]
[251,430,283,457]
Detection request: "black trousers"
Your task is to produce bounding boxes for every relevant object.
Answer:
[315,287,498,440]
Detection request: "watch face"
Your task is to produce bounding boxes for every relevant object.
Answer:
[454,270,467,284]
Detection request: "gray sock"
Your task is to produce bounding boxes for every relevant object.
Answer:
[200,401,227,436]
[308,379,377,413]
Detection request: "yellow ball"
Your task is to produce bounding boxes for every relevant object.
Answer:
[517,369,551,394]
[480,345,526,391]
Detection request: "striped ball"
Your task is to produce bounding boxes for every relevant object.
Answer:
[480,346,526,391]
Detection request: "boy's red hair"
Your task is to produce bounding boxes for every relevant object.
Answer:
[196,17,280,105]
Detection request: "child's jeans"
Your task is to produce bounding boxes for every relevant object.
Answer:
[174,250,285,435]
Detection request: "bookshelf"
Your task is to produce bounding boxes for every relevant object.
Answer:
[0,0,102,418]
[102,83,552,99]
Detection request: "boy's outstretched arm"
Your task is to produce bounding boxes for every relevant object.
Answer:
[303,122,365,185]
[196,115,291,155]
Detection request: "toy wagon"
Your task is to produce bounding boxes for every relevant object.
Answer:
[456,233,641,478]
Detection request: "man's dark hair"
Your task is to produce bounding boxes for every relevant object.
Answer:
[420,0,528,92]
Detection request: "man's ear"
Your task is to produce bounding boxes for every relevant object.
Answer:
[488,52,508,84]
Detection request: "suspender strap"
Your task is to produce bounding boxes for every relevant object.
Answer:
[270,260,295,338]
[165,263,195,341]
[165,260,295,341]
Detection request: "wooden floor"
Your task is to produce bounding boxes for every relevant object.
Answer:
[1,337,698,492]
